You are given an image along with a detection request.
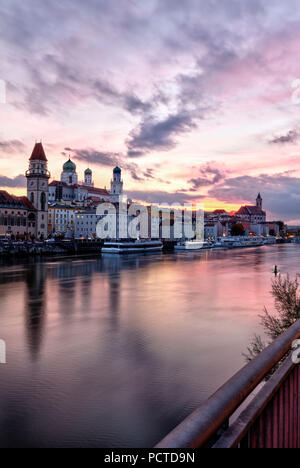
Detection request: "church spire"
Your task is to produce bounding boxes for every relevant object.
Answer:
[256,193,262,209]
[30,142,47,162]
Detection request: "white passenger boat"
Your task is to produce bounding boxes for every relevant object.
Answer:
[217,236,264,249]
[263,237,277,245]
[174,240,210,251]
[102,239,163,254]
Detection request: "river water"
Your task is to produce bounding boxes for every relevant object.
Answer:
[0,244,298,447]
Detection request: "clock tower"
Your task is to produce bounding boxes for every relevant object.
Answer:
[26,142,50,239]
[110,166,123,203]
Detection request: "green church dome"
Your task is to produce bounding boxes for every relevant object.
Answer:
[63,158,76,173]
[85,168,92,175]
[113,166,121,174]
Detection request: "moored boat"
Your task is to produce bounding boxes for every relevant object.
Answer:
[174,240,211,251]
[102,239,163,254]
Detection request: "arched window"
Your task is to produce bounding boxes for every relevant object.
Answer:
[41,192,46,211]
[30,192,34,204]
[28,212,35,227]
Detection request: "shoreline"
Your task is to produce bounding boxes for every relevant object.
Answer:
[0,239,292,263]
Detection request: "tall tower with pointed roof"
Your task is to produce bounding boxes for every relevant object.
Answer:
[110,166,123,203]
[256,193,262,209]
[26,142,50,239]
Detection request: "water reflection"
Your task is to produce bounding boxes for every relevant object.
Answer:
[24,263,46,360]
[0,245,299,447]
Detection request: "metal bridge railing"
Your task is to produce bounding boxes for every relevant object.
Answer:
[156,319,300,449]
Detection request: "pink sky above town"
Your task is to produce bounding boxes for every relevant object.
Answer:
[1,0,300,222]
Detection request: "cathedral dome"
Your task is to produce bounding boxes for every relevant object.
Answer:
[85,168,92,175]
[113,166,121,174]
[63,158,76,173]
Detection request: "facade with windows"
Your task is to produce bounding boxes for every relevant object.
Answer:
[236,194,266,224]
[74,206,136,240]
[48,203,83,237]
[0,191,36,238]
[204,223,219,242]
[75,210,100,239]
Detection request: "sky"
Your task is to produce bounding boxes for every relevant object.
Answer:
[1,0,300,222]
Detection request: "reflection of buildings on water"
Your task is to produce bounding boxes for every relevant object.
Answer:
[100,253,142,273]
[57,263,77,317]
[80,275,92,311]
[100,255,123,330]
[108,269,121,330]
[100,255,140,330]
[24,262,47,360]
[22,254,172,356]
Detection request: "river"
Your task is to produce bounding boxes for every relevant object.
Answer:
[0,244,298,447]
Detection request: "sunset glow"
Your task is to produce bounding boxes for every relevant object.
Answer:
[1,1,300,221]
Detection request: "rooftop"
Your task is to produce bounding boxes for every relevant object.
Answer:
[0,191,36,210]
[236,205,266,216]
[30,142,47,162]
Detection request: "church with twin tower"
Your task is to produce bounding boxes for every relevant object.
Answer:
[26,142,124,239]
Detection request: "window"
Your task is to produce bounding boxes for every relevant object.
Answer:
[30,192,34,204]
[41,192,46,211]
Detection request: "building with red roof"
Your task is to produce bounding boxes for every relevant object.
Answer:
[29,142,47,162]
[236,194,266,224]
[26,142,50,239]
[0,190,37,238]
[48,158,110,205]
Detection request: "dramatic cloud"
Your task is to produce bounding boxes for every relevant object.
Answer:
[66,147,120,168]
[188,164,225,190]
[94,79,153,116]
[126,112,198,153]
[0,0,254,155]
[143,169,155,180]
[270,129,300,144]
[126,190,204,206]
[127,150,146,158]
[66,147,160,183]
[209,173,300,220]
[0,174,26,188]
[2,0,300,216]
[0,140,25,154]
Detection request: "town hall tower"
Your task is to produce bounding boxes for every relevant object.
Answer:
[26,142,50,239]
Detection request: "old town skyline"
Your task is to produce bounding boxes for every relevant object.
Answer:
[1,1,300,222]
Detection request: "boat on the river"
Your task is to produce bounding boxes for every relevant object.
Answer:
[263,237,277,245]
[216,236,264,249]
[102,239,163,254]
[174,240,211,251]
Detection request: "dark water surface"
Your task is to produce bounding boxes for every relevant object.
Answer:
[0,244,298,447]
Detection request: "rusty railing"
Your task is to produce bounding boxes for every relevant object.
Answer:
[156,319,300,449]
